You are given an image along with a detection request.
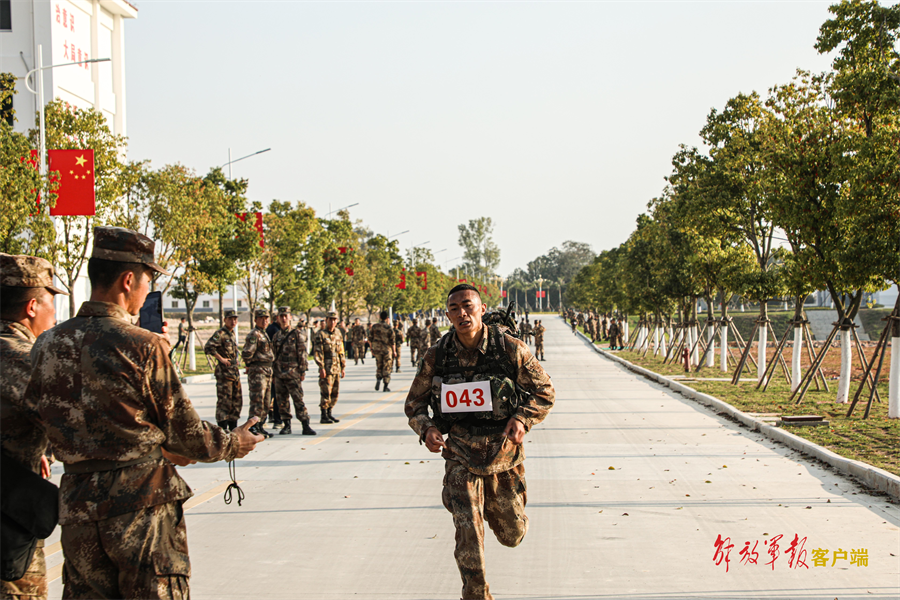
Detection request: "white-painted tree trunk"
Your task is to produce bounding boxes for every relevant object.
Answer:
[653,326,659,354]
[757,326,767,383]
[660,327,667,357]
[706,324,715,367]
[836,328,852,404]
[720,324,728,373]
[691,324,700,366]
[623,322,629,344]
[889,336,899,418]
[188,330,197,371]
[791,326,803,392]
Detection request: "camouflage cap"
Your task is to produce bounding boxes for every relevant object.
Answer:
[0,253,68,294]
[254,309,268,319]
[91,226,171,276]
[326,311,338,319]
[277,306,291,316]
[224,309,238,319]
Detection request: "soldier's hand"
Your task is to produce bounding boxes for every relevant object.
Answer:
[232,417,265,458]
[162,448,197,467]
[300,373,306,382]
[319,368,326,378]
[503,417,526,445]
[40,455,51,479]
[424,427,446,453]
[220,358,231,367]
[341,370,345,378]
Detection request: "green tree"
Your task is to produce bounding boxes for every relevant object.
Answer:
[458,217,501,279]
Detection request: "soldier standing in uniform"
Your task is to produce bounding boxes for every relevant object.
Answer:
[1,253,67,600]
[369,311,394,392]
[533,320,546,361]
[393,320,404,373]
[608,318,620,350]
[204,309,242,432]
[24,227,263,599]
[242,309,275,438]
[406,318,422,364]
[313,312,346,424]
[272,306,316,436]
[405,284,554,600]
[428,318,442,348]
[350,318,367,365]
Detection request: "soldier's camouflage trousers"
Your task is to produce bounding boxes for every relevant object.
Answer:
[60,501,189,600]
[373,350,392,385]
[274,375,308,421]
[0,541,46,599]
[214,376,242,423]
[318,373,340,410]
[393,345,401,369]
[409,344,420,365]
[535,341,544,358]
[247,366,273,421]
[351,342,366,361]
[442,459,528,600]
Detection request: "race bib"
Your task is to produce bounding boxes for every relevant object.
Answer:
[440,380,493,414]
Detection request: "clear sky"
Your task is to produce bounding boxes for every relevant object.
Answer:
[124,0,838,276]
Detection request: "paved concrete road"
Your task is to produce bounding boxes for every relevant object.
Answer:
[47,317,898,599]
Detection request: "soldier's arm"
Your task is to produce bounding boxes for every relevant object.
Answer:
[338,336,347,371]
[294,333,309,372]
[508,337,555,432]
[145,338,239,462]
[241,331,257,363]
[404,347,438,441]
[313,333,326,369]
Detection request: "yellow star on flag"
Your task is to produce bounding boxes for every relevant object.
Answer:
[75,155,87,167]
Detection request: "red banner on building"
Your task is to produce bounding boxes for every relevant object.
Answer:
[236,212,264,247]
[48,149,95,216]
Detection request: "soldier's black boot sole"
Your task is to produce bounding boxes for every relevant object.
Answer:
[320,409,332,424]
[280,420,292,435]
[327,408,340,423]
[301,420,317,435]
[375,380,381,391]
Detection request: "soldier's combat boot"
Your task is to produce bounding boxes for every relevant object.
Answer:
[256,421,273,438]
[361,358,365,364]
[301,419,317,435]
[228,420,239,432]
[217,420,229,430]
[383,381,391,392]
[320,409,332,424]
[280,419,292,435]
[375,378,381,391]
[327,408,340,423]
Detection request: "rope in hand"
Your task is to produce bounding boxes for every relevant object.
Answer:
[223,459,245,506]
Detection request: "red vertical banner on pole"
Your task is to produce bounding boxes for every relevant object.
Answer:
[396,269,407,289]
[236,212,265,247]
[416,271,427,290]
[48,149,95,216]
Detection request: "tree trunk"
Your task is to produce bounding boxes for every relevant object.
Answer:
[831,288,863,404]
[705,292,715,368]
[758,301,768,383]
[890,287,900,419]
[791,295,806,393]
[218,288,224,328]
[185,292,198,372]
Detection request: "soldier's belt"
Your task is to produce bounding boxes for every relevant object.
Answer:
[247,361,273,367]
[64,447,163,474]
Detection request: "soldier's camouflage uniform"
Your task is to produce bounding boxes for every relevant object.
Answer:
[242,326,275,421]
[393,324,404,371]
[406,323,422,364]
[313,328,345,409]
[1,320,50,600]
[368,321,394,387]
[349,324,367,363]
[204,326,242,423]
[428,323,442,348]
[26,301,241,600]
[405,326,555,600]
[532,324,546,360]
[273,326,309,421]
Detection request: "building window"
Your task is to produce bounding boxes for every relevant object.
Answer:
[0,1,11,32]
[237,300,242,308]
[171,301,179,309]
[202,301,210,308]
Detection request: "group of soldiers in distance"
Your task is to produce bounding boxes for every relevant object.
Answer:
[562,307,626,350]
[203,303,555,440]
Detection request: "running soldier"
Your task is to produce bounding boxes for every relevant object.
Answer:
[242,309,275,438]
[608,318,620,350]
[205,309,242,431]
[350,318,367,365]
[428,318,442,347]
[272,306,316,436]
[533,319,546,360]
[407,318,422,364]
[369,311,394,392]
[1,253,67,600]
[24,227,263,599]
[405,284,555,600]
[313,312,345,424]
[393,320,404,373]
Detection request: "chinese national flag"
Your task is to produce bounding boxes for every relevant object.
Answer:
[236,212,264,247]
[49,149,95,216]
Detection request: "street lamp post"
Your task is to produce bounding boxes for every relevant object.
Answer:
[23,45,111,176]
[326,202,360,219]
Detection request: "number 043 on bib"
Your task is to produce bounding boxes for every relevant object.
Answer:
[440,380,493,414]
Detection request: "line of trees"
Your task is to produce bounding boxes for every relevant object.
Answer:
[567,0,899,408]
[2,80,501,331]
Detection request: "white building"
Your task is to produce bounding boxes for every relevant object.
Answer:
[2,0,136,320]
